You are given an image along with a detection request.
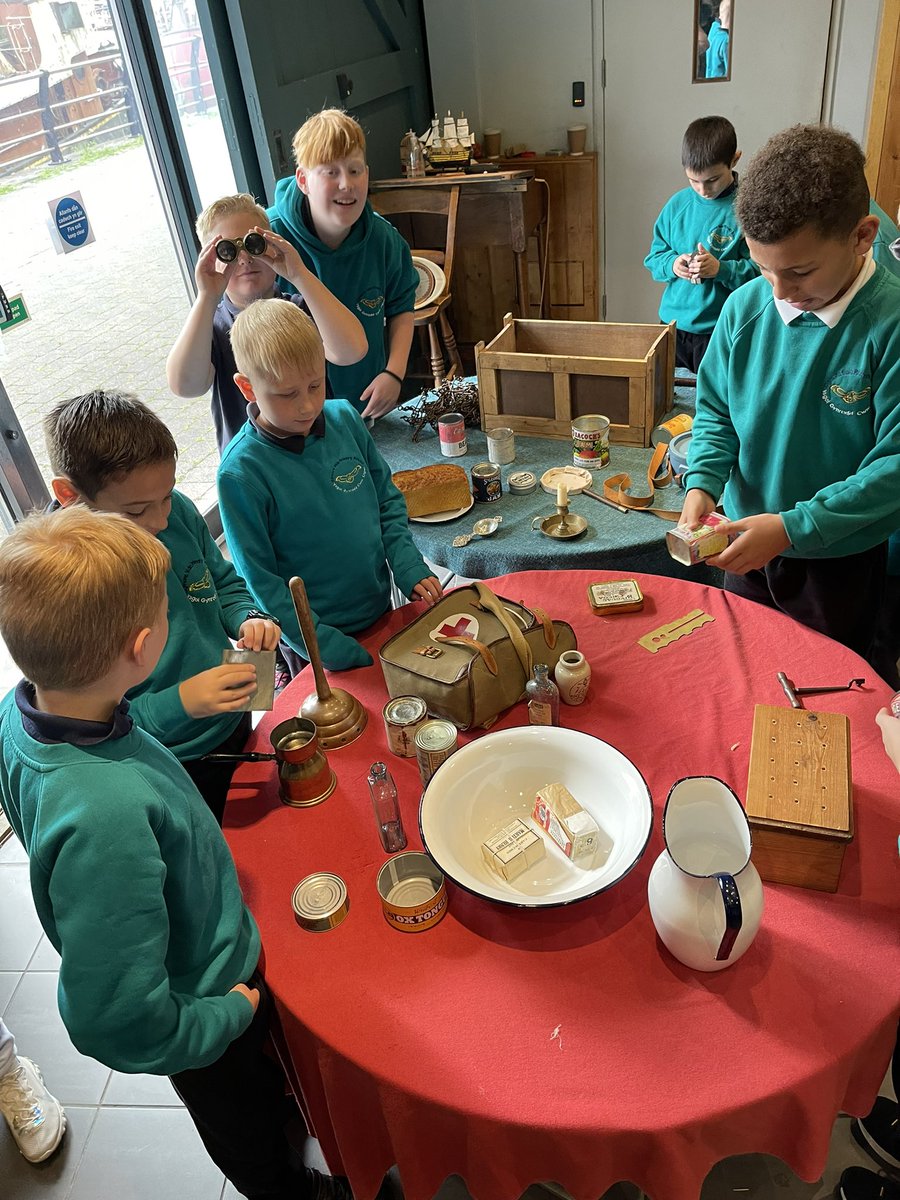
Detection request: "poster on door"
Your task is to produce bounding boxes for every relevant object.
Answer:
[46,191,96,255]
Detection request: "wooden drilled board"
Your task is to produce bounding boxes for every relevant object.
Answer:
[746,705,852,839]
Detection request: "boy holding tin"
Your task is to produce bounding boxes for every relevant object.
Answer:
[219,297,442,674]
[679,124,900,683]
[167,192,366,453]
[0,506,351,1200]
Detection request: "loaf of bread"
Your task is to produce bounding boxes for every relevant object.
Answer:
[392,463,471,517]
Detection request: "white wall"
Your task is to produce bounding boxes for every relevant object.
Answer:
[825,0,883,142]
[423,0,594,154]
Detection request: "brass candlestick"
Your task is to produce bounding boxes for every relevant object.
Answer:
[289,576,367,749]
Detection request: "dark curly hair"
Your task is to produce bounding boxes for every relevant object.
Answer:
[681,116,737,173]
[737,124,869,244]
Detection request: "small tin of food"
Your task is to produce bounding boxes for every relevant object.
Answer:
[891,691,900,719]
[438,412,467,457]
[485,426,515,465]
[507,470,537,495]
[666,512,736,566]
[383,696,428,757]
[587,579,645,615]
[651,413,693,446]
[572,414,610,467]
[292,872,349,932]
[471,461,502,503]
[415,718,458,787]
[376,852,447,932]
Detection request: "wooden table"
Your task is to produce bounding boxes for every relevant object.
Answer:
[369,170,548,332]
[225,571,900,1200]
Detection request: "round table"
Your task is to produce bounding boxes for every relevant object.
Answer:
[224,571,900,1200]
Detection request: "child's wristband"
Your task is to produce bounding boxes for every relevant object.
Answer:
[381,369,404,386]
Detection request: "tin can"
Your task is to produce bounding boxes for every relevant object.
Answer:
[383,696,428,757]
[572,414,610,467]
[415,718,458,787]
[891,691,900,719]
[292,873,349,932]
[508,470,537,495]
[486,427,515,465]
[666,512,736,566]
[471,461,502,503]
[651,413,693,446]
[376,852,448,932]
[438,412,467,457]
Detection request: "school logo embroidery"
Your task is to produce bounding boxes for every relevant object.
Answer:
[181,559,218,605]
[331,456,367,493]
[822,369,872,417]
[356,287,385,319]
[707,223,736,251]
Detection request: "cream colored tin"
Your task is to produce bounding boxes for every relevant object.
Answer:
[292,873,349,932]
[383,696,428,757]
[666,512,735,566]
[415,719,458,787]
[376,852,447,932]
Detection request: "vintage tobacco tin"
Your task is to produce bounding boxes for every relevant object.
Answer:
[376,852,448,932]
[292,873,349,932]
[471,461,502,503]
[415,719,458,787]
[587,579,645,615]
[383,696,428,758]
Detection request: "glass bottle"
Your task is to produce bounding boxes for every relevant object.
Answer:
[526,663,560,727]
[367,762,407,852]
[404,130,425,178]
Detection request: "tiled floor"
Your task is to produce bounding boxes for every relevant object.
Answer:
[0,600,896,1200]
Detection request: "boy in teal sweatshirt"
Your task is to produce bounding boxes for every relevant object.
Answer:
[0,506,348,1200]
[644,115,756,372]
[219,297,442,673]
[267,107,418,418]
[679,124,900,683]
[44,390,281,822]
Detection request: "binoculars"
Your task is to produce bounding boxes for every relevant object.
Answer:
[216,231,267,263]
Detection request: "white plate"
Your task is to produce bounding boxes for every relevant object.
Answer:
[410,494,474,524]
[412,257,447,309]
[540,465,593,495]
[419,726,653,908]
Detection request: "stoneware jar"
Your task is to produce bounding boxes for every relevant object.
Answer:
[553,650,591,705]
[647,776,763,972]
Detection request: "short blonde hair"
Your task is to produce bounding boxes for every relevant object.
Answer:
[195,193,270,242]
[292,108,366,168]
[0,507,170,690]
[230,298,324,383]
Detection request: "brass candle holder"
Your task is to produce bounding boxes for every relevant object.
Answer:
[531,498,588,539]
[289,576,367,749]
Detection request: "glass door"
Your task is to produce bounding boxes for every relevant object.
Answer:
[0,0,235,526]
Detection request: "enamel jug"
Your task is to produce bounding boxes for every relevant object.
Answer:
[647,776,763,971]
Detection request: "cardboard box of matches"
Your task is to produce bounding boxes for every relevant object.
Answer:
[533,782,599,862]
[481,819,546,882]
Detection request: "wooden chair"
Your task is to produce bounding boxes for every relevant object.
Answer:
[369,184,463,389]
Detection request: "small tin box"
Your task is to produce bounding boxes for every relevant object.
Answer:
[221,648,276,710]
[382,696,428,757]
[587,579,644,615]
[666,512,735,566]
[507,470,537,496]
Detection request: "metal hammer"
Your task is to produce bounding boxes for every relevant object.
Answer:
[776,672,865,710]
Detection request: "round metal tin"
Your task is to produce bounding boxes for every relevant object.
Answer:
[415,718,458,787]
[471,461,502,503]
[891,691,900,719]
[383,696,428,758]
[376,852,448,932]
[508,470,537,495]
[292,872,349,932]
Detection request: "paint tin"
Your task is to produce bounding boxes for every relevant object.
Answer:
[666,512,736,566]
[485,427,515,464]
[383,696,428,758]
[572,414,610,467]
[471,461,502,502]
[292,873,349,932]
[376,852,448,932]
[438,412,467,457]
[415,718,458,787]
[507,470,537,495]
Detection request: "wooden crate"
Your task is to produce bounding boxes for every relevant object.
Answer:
[745,705,853,893]
[475,314,675,447]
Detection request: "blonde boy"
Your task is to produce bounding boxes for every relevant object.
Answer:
[167,192,366,451]
[267,108,418,418]
[0,507,349,1200]
[218,298,441,673]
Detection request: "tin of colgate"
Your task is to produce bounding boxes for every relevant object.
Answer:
[438,412,467,457]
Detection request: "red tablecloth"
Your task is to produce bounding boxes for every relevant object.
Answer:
[225,571,900,1200]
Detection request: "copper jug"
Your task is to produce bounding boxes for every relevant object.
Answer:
[270,717,336,808]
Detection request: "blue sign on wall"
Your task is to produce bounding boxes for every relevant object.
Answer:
[46,190,95,254]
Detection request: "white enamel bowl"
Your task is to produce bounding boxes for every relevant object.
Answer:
[419,726,653,907]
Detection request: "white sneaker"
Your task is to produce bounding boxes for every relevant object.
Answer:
[0,1056,67,1162]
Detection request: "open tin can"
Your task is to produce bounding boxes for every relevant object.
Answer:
[376,852,447,932]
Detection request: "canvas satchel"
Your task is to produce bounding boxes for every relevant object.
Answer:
[379,582,577,730]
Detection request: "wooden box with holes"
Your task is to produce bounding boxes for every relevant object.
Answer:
[745,705,853,893]
[475,314,676,447]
